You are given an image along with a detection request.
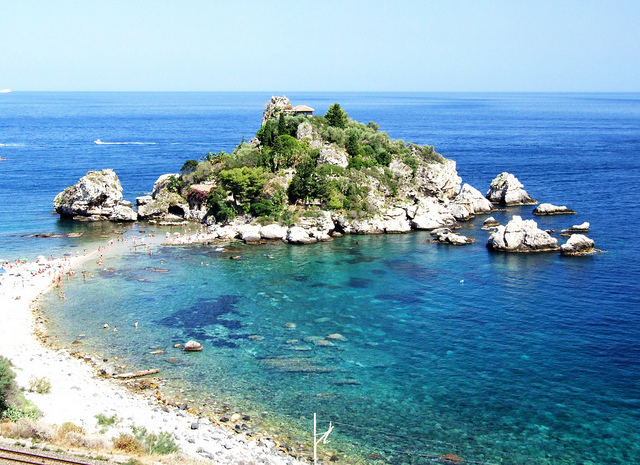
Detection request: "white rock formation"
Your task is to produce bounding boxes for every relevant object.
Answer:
[54,169,136,221]
[260,224,288,240]
[486,172,537,206]
[563,222,590,233]
[286,226,317,244]
[560,234,596,255]
[110,204,138,222]
[237,224,262,243]
[487,215,559,252]
[532,203,576,215]
[451,183,494,220]
[317,146,349,168]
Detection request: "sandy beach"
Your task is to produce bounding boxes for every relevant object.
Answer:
[0,240,304,464]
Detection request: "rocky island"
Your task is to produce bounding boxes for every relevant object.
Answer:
[54,97,596,254]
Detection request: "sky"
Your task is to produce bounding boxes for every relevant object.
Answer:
[1,0,639,92]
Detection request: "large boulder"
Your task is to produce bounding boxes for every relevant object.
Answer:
[54,169,132,221]
[451,183,494,220]
[260,224,288,240]
[237,224,262,243]
[287,227,317,244]
[317,146,349,168]
[532,203,576,215]
[486,172,537,206]
[560,234,596,256]
[110,204,138,222]
[487,215,559,252]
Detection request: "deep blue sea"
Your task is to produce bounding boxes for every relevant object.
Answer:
[2,92,640,464]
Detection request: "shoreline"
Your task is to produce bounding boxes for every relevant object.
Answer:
[0,239,305,464]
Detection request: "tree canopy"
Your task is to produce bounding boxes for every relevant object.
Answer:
[325,103,347,129]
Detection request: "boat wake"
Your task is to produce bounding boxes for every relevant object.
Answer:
[0,143,24,147]
[94,139,156,145]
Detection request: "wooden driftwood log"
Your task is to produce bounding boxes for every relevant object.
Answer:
[113,369,159,379]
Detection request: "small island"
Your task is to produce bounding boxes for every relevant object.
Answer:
[54,97,596,254]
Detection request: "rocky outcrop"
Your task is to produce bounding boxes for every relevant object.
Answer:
[487,215,559,252]
[562,222,589,233]
[415,159,462,200]
[532,203,576,215]
[317,146,349,168]
[486,172,537,206]
[451,184,494,220]
[483,217,500,228]
[54,169,137,221]
[410,199,457,230]
[560,234,597,256]
[262,96,293,125]
[137,174,188,219]
[432,229,473,246]
[297,210,334,241]
[110,204,138,222]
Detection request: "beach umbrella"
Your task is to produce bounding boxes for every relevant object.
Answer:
[0,269,6,274]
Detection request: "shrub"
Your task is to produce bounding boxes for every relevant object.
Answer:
[28,376,51,394]
[114,434,144,454]
[250,199,275,218]
[95,413,120,428]
[58,422,84,436]
[131,426,179,455]
[0,356,19,412]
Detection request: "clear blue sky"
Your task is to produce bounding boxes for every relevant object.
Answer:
[1,0,638,91]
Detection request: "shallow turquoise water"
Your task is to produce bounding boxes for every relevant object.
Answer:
[39,213,640,464]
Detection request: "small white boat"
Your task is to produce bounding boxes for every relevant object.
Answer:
[0,89,12,94]
[94,139,105,144]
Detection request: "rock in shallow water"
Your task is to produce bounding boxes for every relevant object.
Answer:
[183,340,203,352]
[487,215,559,252]
[486,172,537,206]
[532,203,576,215]
[560,234,597,255]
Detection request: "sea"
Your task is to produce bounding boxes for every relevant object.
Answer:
[1,92,640,464]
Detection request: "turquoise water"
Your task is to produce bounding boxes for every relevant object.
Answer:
[4,93,640,463]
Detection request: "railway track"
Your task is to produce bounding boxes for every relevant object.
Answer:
[0,446,95,465]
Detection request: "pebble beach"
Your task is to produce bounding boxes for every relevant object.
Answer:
[0,240,304,464]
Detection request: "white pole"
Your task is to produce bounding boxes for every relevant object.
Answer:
[313,412,317,464]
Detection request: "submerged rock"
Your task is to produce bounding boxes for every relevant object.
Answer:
[183,340,203,352]
[560,234,597,255]
[486,172,537,206]
[487,215,559,252]
[533,203,576,215]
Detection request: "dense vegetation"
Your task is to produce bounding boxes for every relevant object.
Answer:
[173,103,445,225]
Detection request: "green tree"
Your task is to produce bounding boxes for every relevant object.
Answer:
[218,167,266,206]
[277,113,287,135]
[346,131,361,158]
[180,160,199,175]
[325,103,347,129]
[0,356,18,413]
